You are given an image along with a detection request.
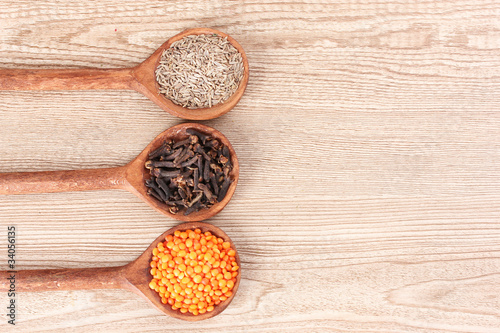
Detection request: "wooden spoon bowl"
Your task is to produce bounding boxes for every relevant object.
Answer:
[0,222,241,321]
[131,221,242,320]
[126,122,240,221]
[0,28,249,120]
[0,123,239,222]
[134,28,250,120]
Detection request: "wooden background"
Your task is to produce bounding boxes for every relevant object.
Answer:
[0,1,499,332]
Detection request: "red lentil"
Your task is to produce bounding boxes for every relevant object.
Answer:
[149,228,238,315]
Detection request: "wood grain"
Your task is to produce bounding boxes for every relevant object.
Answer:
[0,0,499,332]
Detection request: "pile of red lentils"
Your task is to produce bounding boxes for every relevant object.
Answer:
[149,228,239,315]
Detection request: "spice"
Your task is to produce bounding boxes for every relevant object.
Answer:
[155,34,244,109]
[149,228,239,316]
[145,129,233,215]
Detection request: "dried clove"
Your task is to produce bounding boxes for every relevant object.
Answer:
[163,148,183,161]
[197,183,214,202]
[174,149,194,165]
[146,160,176,169]
[203,159,210,182]
[210,173,219,196]
[186,128,209,144]
[147,188,164,202]
[145,129,234,215]
[180,155,199,168]
[217,177,232,202]
[148,141,172,159]
[155,177,171,199]
[152,168,180,179]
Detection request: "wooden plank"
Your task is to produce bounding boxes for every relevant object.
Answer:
[0,0,499,331]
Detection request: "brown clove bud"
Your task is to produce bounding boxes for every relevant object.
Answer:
[187,128,209,144]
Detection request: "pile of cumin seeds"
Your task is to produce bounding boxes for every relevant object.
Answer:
[155,34,244,109]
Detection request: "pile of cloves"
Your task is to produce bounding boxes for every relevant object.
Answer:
[145,128,233,215]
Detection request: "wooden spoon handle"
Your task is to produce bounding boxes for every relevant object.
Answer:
[0,266,127,292]
[0,67,135,90]
[0,166,128,195]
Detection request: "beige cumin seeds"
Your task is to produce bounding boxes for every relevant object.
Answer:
[155,34,244,109]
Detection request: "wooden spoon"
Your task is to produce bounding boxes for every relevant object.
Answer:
[0,123,239,222]
[0,28,249,120]
[0,221,241,321]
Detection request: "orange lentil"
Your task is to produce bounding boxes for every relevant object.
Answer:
[149,228,239,316]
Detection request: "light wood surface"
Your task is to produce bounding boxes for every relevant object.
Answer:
[0,1,499,332]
